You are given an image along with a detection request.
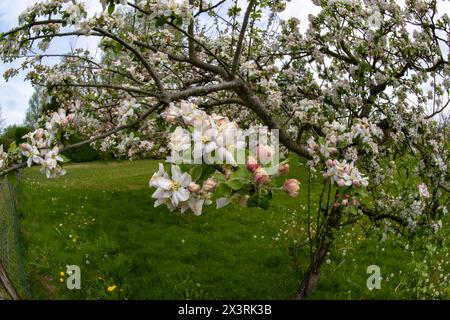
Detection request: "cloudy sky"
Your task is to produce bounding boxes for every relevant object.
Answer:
[0,0,102,125]
[0,0,448,125]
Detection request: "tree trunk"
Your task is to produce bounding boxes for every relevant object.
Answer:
[295,204,343,300]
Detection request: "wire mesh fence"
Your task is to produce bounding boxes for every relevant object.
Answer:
[0,172,31,300]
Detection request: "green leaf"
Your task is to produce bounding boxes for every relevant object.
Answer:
[60,154,71,163]
[155,16,167,27]
[357,188,369,199]
[189,165,203,182]
[216,183,232,198]
[199,165,217,183]
[227,5,242,17]
[225,177,248,191]
[179,163,190,173]
[247,195,270,210]
[9,141,17,151]
[346,205,358,215]
[108,4,115,14]
[228,166,251,180]
[174,15,183,26]
[212,171,226,183]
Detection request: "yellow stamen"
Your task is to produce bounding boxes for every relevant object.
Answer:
[171,181,180,191]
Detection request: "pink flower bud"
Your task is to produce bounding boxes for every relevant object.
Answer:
[253,167,269,185]
[325,159,335,168]
[283,179,300,197]
[60,118,69,127]
[352,180,361,188]
[351,199,359,206]
[337,179,346,187]
[278,163,290,175]
[246,156,259,172]
[20,143,32,152]
[35,129,45,139]
[308,139,319,151]
[188,182,201,194]
[202,178,217,193]
[342,199,349,206]
[165,115,177,123]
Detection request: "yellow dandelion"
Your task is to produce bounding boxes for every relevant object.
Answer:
[59,278,64,283]
[59,223,63,227]
[60,271,65,276]
[107,285,117,292]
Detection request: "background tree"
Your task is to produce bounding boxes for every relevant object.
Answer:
[0,124,33,151]
[24,86,47,128]
[0,105,5,134]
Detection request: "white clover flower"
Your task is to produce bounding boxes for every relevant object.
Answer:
[418,183,430,199]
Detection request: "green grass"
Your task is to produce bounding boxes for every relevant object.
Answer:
[13,159,450,299]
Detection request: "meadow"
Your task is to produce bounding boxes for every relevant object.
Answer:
[13,159,450,300]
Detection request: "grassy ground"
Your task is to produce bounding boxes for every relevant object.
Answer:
[13,159,450,299]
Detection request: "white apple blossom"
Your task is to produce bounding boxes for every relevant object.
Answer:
[40,147,66,178]
[46,109,73,131]
[117,98,140,125]
[150,164,192,207]
[167,127,191,163]
[23,129,52,150]
[150,163,206,215]
[192,125,217,163]
[20,143,42,167]
[325,159,369,188]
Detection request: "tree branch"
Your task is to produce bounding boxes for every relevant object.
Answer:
[231,0,255,75]
[92,27,167,99]
[0,103,163,178]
